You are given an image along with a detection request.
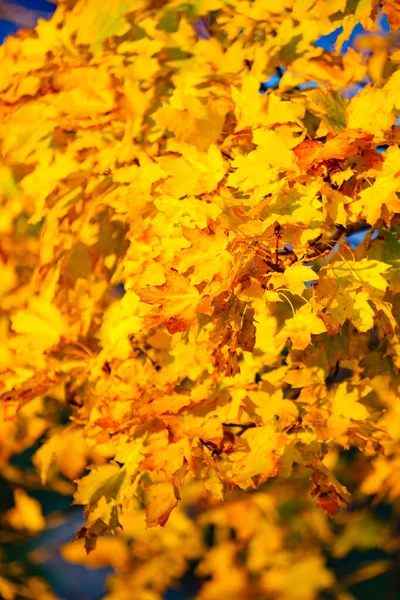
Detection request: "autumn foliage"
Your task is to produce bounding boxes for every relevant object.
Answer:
[1,0,400,598]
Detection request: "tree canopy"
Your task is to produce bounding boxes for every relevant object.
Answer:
[0,0,400,598]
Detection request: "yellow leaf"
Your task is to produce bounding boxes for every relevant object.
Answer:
[62,536,130,571]
[51,67,115,117]
[0,576,16,600]
[352,291,375,332]
[138,271,203,333]
[34,426,92,484]
[74,464,125,508]
[331,382,369,421]
[269,263,318,297]
[262,554,334,600]
[145,482,179,528]
[276,304,327,350]
[346,85,395,135]
[231,76,265,130]
[6,489,45,532]
[226,425,279,487]
[247,389,298,429]
[68,0,132,55]
[11,297,67,351]
[327,258,390,293]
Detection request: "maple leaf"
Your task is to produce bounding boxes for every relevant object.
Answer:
[316,258,391,333]
[74,464,126,514]
[275,304,328,350]
[0,371,58,412]
[178,225,232,286]
[68,0,132,55]
[346,85,396,136]
[51,67,115,117]
[34,426,93,484]
[310,459,351,516]
[269,262,318,297]
[11,297,68,352]
[145,481,180,528]
[228,129,296,194]
[307,88,348,134]
[351,145,400,225]
[325,382,369,448]
[76,512,122,554]
[220,425,280,489]
[138,271,207,333]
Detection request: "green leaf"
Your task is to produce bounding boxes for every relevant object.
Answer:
[309,88,348,134]
[156,10,180,33]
